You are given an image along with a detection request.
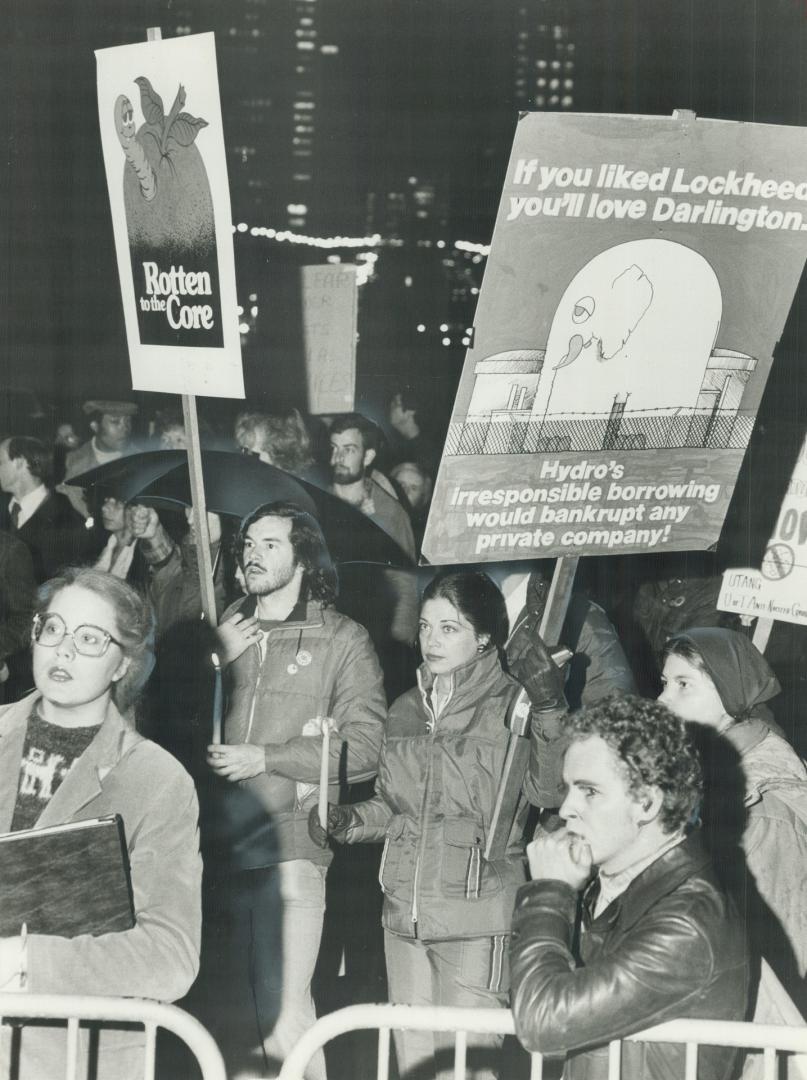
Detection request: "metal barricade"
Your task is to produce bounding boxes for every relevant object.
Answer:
[0,993,226,1080]
[277,1003,807,1080]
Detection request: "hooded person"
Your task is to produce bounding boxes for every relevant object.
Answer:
[659,627,807,1013]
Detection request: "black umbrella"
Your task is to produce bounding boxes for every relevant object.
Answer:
[66,449,413,567]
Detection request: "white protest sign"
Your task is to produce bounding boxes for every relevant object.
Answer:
[719,432,807,627]
[422,111,807,565]
[96,33,244,398]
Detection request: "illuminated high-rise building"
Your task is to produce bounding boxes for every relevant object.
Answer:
[513,1,577,112]
[163,0,344,233]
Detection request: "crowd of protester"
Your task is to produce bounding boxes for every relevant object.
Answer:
[0,386,805,1080]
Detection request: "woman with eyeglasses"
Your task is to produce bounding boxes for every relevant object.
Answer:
[0,566,202,1080]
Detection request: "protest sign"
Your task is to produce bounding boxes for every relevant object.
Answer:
[718,431,807,628]
[422,111,807,564]
[301,264,357,414]
[96,32,244,398]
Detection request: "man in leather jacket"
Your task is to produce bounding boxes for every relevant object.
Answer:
[510,695,749,1080]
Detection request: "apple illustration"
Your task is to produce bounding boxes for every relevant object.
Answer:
[117,77,215,256]
[114,77,224,346]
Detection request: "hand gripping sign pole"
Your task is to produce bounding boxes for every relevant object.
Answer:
[484,555,579,862]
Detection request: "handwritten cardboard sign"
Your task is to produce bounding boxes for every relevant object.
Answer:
[301,264,357,414]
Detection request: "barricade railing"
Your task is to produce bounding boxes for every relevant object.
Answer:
[0,993,226,1080]
[277,1003,807,1080]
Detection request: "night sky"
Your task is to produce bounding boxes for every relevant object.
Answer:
[1,0,805,402]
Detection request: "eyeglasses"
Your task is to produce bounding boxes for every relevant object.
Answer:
[32,613,123,658]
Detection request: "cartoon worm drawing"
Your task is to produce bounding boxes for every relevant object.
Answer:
[114,94,156,202]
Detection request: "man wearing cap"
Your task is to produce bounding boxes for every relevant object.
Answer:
[63,400,139,517]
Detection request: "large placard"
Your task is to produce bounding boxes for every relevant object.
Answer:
[96,32,244,398]
[422,111,807,564]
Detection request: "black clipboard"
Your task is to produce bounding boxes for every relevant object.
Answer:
[0,814,135,937]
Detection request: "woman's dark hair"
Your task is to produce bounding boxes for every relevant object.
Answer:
[35,567,156,715]
[661,634,706,670]
[566,694,702,833]
[421,570,509,650]
[236,501,338,605]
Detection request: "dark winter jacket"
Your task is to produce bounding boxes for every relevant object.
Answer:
[343,648,567,941]
[510,834,749,1080]
[222,595,386,869]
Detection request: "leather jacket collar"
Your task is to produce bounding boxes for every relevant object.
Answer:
[586,832,711,933]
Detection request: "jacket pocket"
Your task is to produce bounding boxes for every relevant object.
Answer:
[378,814,416,896]
[442,817,487,900]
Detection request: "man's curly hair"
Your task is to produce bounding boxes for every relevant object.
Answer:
[566,694,702,833]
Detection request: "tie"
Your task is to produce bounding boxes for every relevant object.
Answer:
[9,501,20,529]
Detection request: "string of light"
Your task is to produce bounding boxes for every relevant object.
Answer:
[232,222,490,256]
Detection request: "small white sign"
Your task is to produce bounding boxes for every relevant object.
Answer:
[719,432,807,627]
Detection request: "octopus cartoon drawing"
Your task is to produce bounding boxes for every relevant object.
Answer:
[530,239,722,428]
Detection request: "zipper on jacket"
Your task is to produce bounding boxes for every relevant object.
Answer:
[378,835,391,892]
[244,635,267,743]
[242,613,323,743]
[411,708,440,933]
